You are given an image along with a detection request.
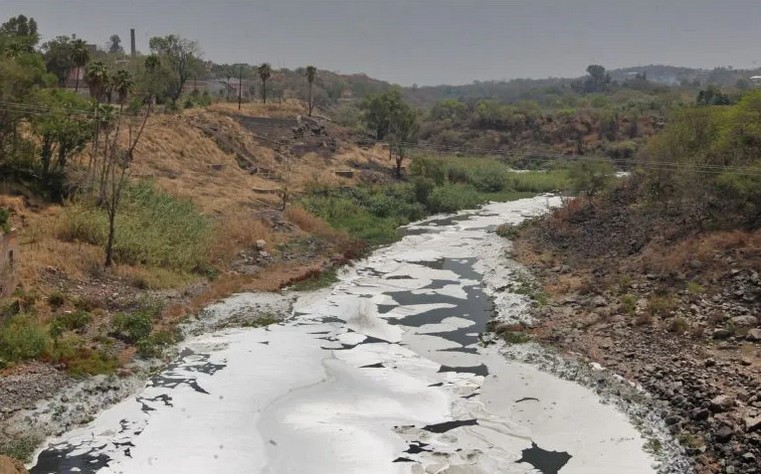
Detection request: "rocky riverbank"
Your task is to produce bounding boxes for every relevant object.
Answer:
[511,217,761,474]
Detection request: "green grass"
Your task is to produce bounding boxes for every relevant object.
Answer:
[58,182,213,271]
[0,314,48,363]
[289,269,340,291]
[0,435,40,462]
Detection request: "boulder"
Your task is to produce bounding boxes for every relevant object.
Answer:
[747,328,761,342]
[744,416,761,432]
[714,425,734,443]
[712,328,731,340]
[255,240,267,250]
[711,394,735,412]
[731,315,757,327]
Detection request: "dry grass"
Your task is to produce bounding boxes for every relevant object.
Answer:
[284,205,343,238]
[208,100,307,118]
[114,265,201,290]
[642,229,761,277]
[209,215,279,263]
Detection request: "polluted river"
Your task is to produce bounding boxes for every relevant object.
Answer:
[29,196,668,474]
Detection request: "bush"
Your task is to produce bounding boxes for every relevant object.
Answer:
[47,291,66,309]
[56,310,92,331]
[412,177,435,206]
[427,184,483,213]
[468,165,508,192]
[0,315,49,362]
[0,208,9,233]
[567,160,615,197]
[111,312,152,344]
[137,329,181,358]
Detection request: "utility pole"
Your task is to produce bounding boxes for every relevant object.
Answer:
[238,64,243,110]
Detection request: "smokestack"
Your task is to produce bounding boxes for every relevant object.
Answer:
[130,28,136,56]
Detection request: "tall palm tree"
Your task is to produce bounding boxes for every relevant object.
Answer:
[258,63,272,104]
[112,70,133,107]
[305,65,317,116]
[70,39,89,92]
[85,60,109,102]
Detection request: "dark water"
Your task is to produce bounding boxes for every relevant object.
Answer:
[516,442,573,474]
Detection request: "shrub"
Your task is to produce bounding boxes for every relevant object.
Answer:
[686,281,705,295]
[412,177,435,206]
[669,317,689,334]
[56,310,92,331]
[47,291,66,309]
[620,294,637,314]
[111,312,152,344]
[137,329,182,358]
[647,296,677,317]
[427,184,483,213]
[0,208,10,233]
[567,160,615,197]
[0,315,49,362]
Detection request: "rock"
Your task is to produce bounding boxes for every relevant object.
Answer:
[691,408,711,421]
[258,251,270,259]
[744,416,761,432]
[714,425,734,443]
[711,395,734,411]
[712,328,731,340]
[256,239,267,250]
[742,452,756,463]
[664,415,681,426]
[747,328,761,342]
[591,295,607,307]
[731,315,757,327]
[0,456,27,474]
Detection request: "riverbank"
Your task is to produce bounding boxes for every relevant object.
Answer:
[511,195,761,474]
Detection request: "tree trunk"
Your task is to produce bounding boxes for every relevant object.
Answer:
[395,155,403,179]
[262,80,267,104]
[308,82,313,116]
[74,71,80,92]
[105,209,115,267]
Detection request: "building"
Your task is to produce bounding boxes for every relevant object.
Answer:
[750,76,761,86]
[0,230,18,297]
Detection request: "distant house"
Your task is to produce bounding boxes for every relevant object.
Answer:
[750,76,761,86]
[0,230,18,297]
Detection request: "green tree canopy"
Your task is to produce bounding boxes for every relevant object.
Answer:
[148,34,201,103]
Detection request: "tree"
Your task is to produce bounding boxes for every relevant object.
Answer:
[0,15,39,52]
[111,70,133,106]
[31,89,93,173]
[697,85,731,106]
[305,65,317,116]
[108,34,123,54]
[258,63,272,103]
[148,35,200,103]
[360,89,418,177]
[568,159,615,198]
[70,39,89,92]
[85,60,109,102]
[90,104,151,267]
[42,36,75,86]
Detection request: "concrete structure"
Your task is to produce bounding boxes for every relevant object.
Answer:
[0,230,18,297]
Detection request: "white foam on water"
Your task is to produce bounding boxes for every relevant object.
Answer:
[30,196,656,474]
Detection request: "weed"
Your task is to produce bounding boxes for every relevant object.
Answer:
[0,314,49,362]
[111,312,153,344]
[503,331,532,344]
[496,223,519,239]
[620,294,637,314]
[645,438,663,455]
[137,329,182,358]
[669,317,689,334]
[47,291,66,309]
[0,435,40,462]
[46,336,118,376]
[635,313,653,326]
[289,269,339,292]
[242,313,281,328]
[686,281,705,295]
[647,296,677,317]
[678,431,703,449]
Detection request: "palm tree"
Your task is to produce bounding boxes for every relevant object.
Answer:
[112,70,133,107]
[305,65,317,116]
[70,39,89,92]
[258,63,272,104]
[85,60,109,102]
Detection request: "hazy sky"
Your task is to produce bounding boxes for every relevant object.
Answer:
[1,0,760,86]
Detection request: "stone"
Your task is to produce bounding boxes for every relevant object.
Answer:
[747,328,761,342]
[258,251,270,259]
[714,425,734,443]
[744,416,761,432]
[712,328,731,340]
[742,452,756,463]
[256,239,267,250]
[591,295,607,307]
[690,408,710,421]
[711,395,734,411]
[731,315,757,327]
[664,415,681,426]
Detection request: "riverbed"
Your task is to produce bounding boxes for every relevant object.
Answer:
[30,195,661,474]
